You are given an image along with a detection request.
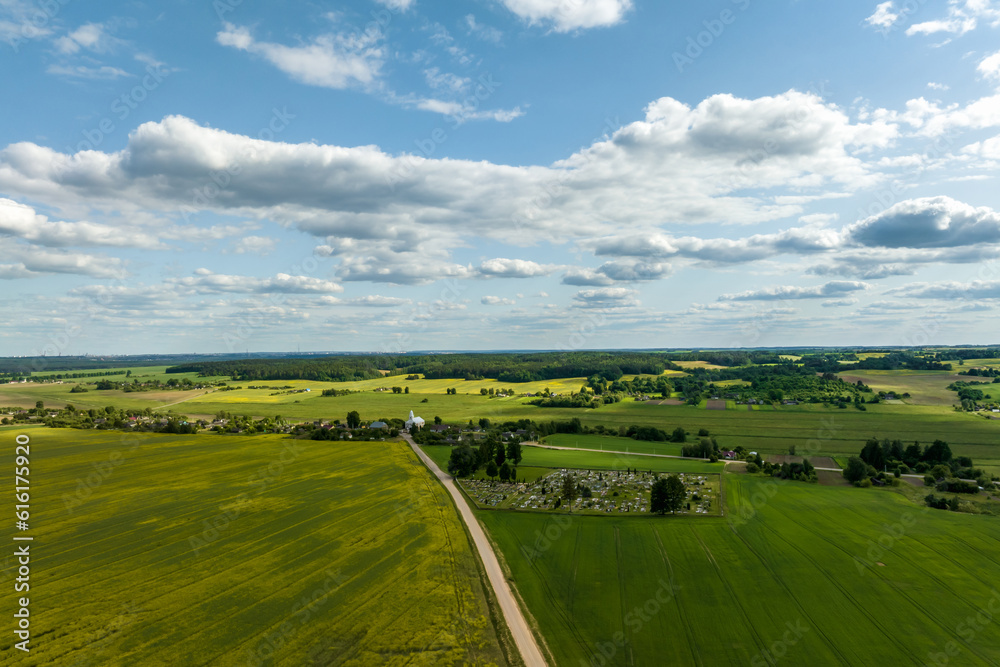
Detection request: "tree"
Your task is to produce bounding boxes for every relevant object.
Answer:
[35,400,44,411]
[844,456,869,483]
[486,460,498,479]
[788,444,796,456]
[670,427,687,443]
[888,439,905,461]
[561,473,577,508]
[922,439,953,464]
[404,386,409,394]
[860,438,886,470]
[346,411,361,429]
[447,444,479,477]
[494,445,506,467]
[478,441,494,467]
[498,461,513,482]
[434,415,442,425]
[903,441,922,467]
[929,464,951,481]
[506,440,523,465]
[651,474,686,514]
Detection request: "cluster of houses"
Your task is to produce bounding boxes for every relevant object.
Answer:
[424,424,531,444]
[2,409,59,420]
[722,450,758,460]
[306,420,388,438]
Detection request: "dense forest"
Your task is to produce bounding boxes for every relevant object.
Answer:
[801,351,953,373]
[158,348,1000,386]
[167,351,679,382]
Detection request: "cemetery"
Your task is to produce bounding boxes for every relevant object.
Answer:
[459,468,722,516]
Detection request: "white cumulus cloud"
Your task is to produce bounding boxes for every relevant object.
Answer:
[500,0,632,32]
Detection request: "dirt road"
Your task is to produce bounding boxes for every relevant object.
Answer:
[402,434,548,667]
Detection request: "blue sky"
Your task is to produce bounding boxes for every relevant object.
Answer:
[2,0,1000,355]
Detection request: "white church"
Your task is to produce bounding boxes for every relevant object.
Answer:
[405,410,425,430]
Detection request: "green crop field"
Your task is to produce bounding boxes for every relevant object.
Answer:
[131,393,1000,469]
[961,358,1000,370]
[5,360,1000,666]
[540,433,685,457]
[7,367,999,474]
[555,402,1000,475]
[2,427,513,666]
[833,370,972,406]
[481,474,1000,666]
[421,444,724,477]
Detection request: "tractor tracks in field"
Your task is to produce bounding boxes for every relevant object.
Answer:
[722,499,852,665]
[690,527,769,660]
[651,527,701,667]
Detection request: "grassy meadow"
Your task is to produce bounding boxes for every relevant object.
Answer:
[539,433,686,457]
[4,358,1000,666]
[421,444,725,478]
[1,428,513,666]
[6,364,999,474]
[481,474,1000,666]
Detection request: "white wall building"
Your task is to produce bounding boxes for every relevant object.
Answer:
[405,410,425,429]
